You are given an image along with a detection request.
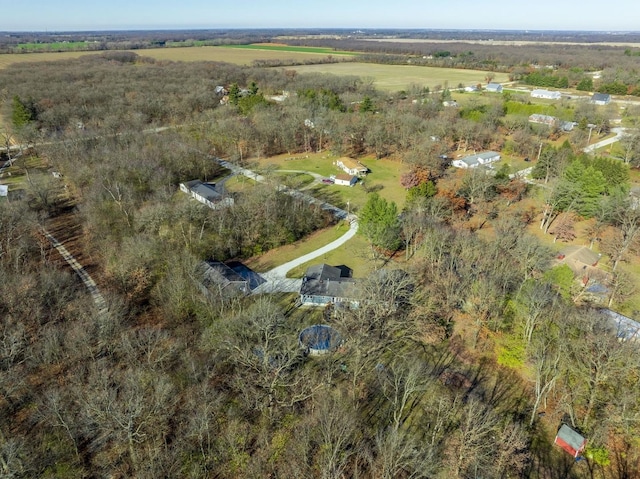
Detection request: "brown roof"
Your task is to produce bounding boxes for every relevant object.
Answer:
[338,157,368,171]
[335,173,356,182]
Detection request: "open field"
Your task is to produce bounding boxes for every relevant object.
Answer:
[0,46,344,70]
[0,51,99,69]
[287,62,510,91]
[225,43,357,56]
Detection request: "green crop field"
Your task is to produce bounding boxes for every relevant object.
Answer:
[288,62,510,92]
[225,43,357,56]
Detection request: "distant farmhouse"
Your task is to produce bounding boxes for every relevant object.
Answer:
[180,180,234,210]
[591,93,611,105]
[464,85,479,92]
[451,151,501,169]
[531,89,562,100]
[485,83,503,93]
[528,114,575,131]
[336,157,369,177]
[300,264,358,307]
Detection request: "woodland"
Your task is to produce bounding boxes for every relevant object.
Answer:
[0,43,640,479]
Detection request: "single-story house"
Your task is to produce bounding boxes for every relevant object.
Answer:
[180,180,234,210]
[199,260,250,296]
[556,245,600,275]
[336,157,369,176]
[214,85,228,96]
[334,174,358,187]
[485,83,503,93]
[528,114,575,132]
[451,151,501,169]
[529,114,558,127]
[554,424,587,458]
[599,308,640,342]
[300,264,358,307]
[531,89,562,100]
[0,185,7,197]
[591,93,611,105]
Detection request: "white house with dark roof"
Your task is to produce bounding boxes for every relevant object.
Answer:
[451,151,501,169]
[180,180,234,210]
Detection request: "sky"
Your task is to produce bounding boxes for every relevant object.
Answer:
[1,0,639,32]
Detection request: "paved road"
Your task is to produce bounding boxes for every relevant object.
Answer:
[43,230,109,316]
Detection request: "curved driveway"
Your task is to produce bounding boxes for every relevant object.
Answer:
[214,158,358,293]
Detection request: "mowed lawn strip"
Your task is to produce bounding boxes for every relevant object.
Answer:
[287,62,510,91]
[244,221,350,273]
[286,233,375,279]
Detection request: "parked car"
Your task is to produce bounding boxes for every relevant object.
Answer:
[322,178,334,184]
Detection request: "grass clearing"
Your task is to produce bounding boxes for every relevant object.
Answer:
[286,233,376,279]
[225,44,357,56]
[254,152,410,211]
[287,62,510,92]
[244,221,351,273]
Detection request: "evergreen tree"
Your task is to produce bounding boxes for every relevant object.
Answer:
[358,193,402,251]
[11,95,32,128]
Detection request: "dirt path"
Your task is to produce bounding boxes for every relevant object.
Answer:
[43,229,108,316]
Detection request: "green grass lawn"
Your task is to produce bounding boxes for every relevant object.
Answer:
[274,171,315,189]
[245,221,351,273]
[255,153,410,211]
[223,175,258,193]
[286,233,378,279]
[288,63,510,92]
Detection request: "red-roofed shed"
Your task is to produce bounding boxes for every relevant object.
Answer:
[554,424,587,458]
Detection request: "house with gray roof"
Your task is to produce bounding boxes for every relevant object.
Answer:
[485,83,503,93]
[591,93,611,105]
[554,424,587,458]
[451,151,501,169]
[300,264,358,307]
[180,180,234,210]
[199,260,250,296]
